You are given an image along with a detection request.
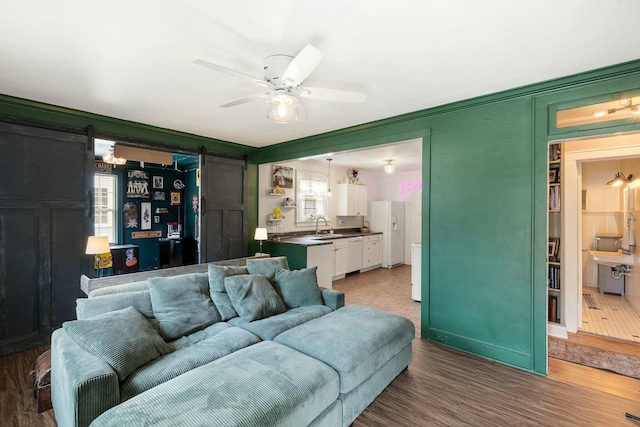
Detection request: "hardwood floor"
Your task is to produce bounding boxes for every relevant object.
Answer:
[3,264,640,426]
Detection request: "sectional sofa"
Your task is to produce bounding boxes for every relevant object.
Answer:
[51,257,415,427]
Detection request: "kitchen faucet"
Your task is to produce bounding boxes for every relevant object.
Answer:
[315,215,328,234]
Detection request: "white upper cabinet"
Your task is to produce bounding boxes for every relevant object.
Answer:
[336,183,367,216]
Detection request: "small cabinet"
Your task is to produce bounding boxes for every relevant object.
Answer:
[332,238,349,279]
[336,183,367,216]
[362,234,383,271]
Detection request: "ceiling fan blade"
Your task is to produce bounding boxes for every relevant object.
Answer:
[281,44,324,85]
[220,92,270,108]
[193,59,270,87]
[299,86,366,103]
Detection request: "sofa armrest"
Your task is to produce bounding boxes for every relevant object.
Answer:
[51,328,120,427]
[319,287,345,310]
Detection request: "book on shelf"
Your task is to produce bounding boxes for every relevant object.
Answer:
[549,143,561,162]
[548,265,561,289]
[548,295,559,323]
[548,185,560,210]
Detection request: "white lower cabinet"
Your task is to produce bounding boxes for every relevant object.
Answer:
[362,234,383,271]
[332,239,349,280]
[306,244,334,289]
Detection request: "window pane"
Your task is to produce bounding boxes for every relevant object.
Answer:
[94,174,117,244]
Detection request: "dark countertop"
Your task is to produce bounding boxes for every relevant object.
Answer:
[267,231,382,247]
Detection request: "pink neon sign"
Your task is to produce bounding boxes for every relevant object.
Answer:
[399,177,422,200]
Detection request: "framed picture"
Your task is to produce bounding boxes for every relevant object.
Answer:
[123,202,138,229]
[153,176,164,189]
[126,170,150,199]
[170,190,182,206]
[141,202,152,230]
[153,191,166,201]
[272,165,294,189]
[154,215,160,224]
[549,167,560,184]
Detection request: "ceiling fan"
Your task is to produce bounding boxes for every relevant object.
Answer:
[194,44,366,123]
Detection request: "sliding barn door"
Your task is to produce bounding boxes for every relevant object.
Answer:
[199,154,247,262]
[0,121,92,355]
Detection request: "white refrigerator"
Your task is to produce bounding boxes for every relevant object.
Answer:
[368,201,405,268]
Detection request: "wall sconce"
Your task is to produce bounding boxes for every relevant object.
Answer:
[607,172,634,187]
[254,228,268,255]
[85,236,111,278]
[384,160,396,174]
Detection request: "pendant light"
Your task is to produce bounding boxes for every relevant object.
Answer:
[326,158,332,197]
[384,159,395,174]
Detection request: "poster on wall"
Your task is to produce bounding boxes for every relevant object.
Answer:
[141,202,152,230]
[272,165,294,189]
[153,191,165,201]
[170,190,182,206]
[153,176,164,189]
[123,202,138,228]
[127,170,150,198]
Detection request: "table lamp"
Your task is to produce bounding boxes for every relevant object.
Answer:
[85,236,111,278]
[254,228,268,255]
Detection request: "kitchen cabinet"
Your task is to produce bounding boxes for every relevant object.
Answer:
[332,238,349,279]
[362,234,383,271]
[336,183,367,216]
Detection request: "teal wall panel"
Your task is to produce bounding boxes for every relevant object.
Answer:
[428,98,534,368]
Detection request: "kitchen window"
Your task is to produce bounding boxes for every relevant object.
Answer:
[297,172,328,224]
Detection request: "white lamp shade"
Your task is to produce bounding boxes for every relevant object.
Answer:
[384,163,396,174]
[254,228,268,241]
[85,236,111,254]
[266,92,299,123]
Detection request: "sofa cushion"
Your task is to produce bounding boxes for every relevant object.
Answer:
[76,290,154,320]
[90,341,340,427]
[228,305,332,340]
[224,274,286,322]
[246,256,289,282]
[120,326,260,401]
[275,304,415,394]
[207,264,248,320]
[273,266,323,308]
[62,307,171,382]
[148,273,221,340]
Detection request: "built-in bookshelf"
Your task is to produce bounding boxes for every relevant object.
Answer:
[548,143,562,324]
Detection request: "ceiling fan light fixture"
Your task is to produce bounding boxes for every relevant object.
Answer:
[631,105,640,115]
[266,90,299,123]
[384,160,395,174]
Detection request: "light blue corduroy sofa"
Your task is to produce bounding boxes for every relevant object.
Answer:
[51,257,414,427]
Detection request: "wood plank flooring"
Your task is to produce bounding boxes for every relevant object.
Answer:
[3,265,640,426]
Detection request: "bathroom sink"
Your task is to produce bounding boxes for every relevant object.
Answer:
[588,250,635,268]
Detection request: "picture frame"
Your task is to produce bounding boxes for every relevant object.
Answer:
[272,165,294,189]
[549,167,560,184]
[141,202,152,230]
[153,191,166,201]
[170,190,182,206]
[126,170,150,199]
[154,215,160,224]
[153,176,164,189]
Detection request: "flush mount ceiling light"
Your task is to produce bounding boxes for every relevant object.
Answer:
[593,99,640,118]
[384,159,396,174]
[607,172,634,187]
[266,89,299,123]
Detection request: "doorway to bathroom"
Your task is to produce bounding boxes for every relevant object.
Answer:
[562,132,640,343]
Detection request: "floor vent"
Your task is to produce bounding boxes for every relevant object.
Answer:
[583,293,599,309]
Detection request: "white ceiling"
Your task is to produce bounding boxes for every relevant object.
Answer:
[2,1,640,152]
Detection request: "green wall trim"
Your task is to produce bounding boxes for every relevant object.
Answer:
[0,93,256,157]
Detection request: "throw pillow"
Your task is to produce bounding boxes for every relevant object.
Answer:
[246,256,289,282]
[76,290,154,320]
[207,265,248,320]
[63,307,171,381]
[273,267,323,309]
[148,272,221,340]
[224,274,286,322]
